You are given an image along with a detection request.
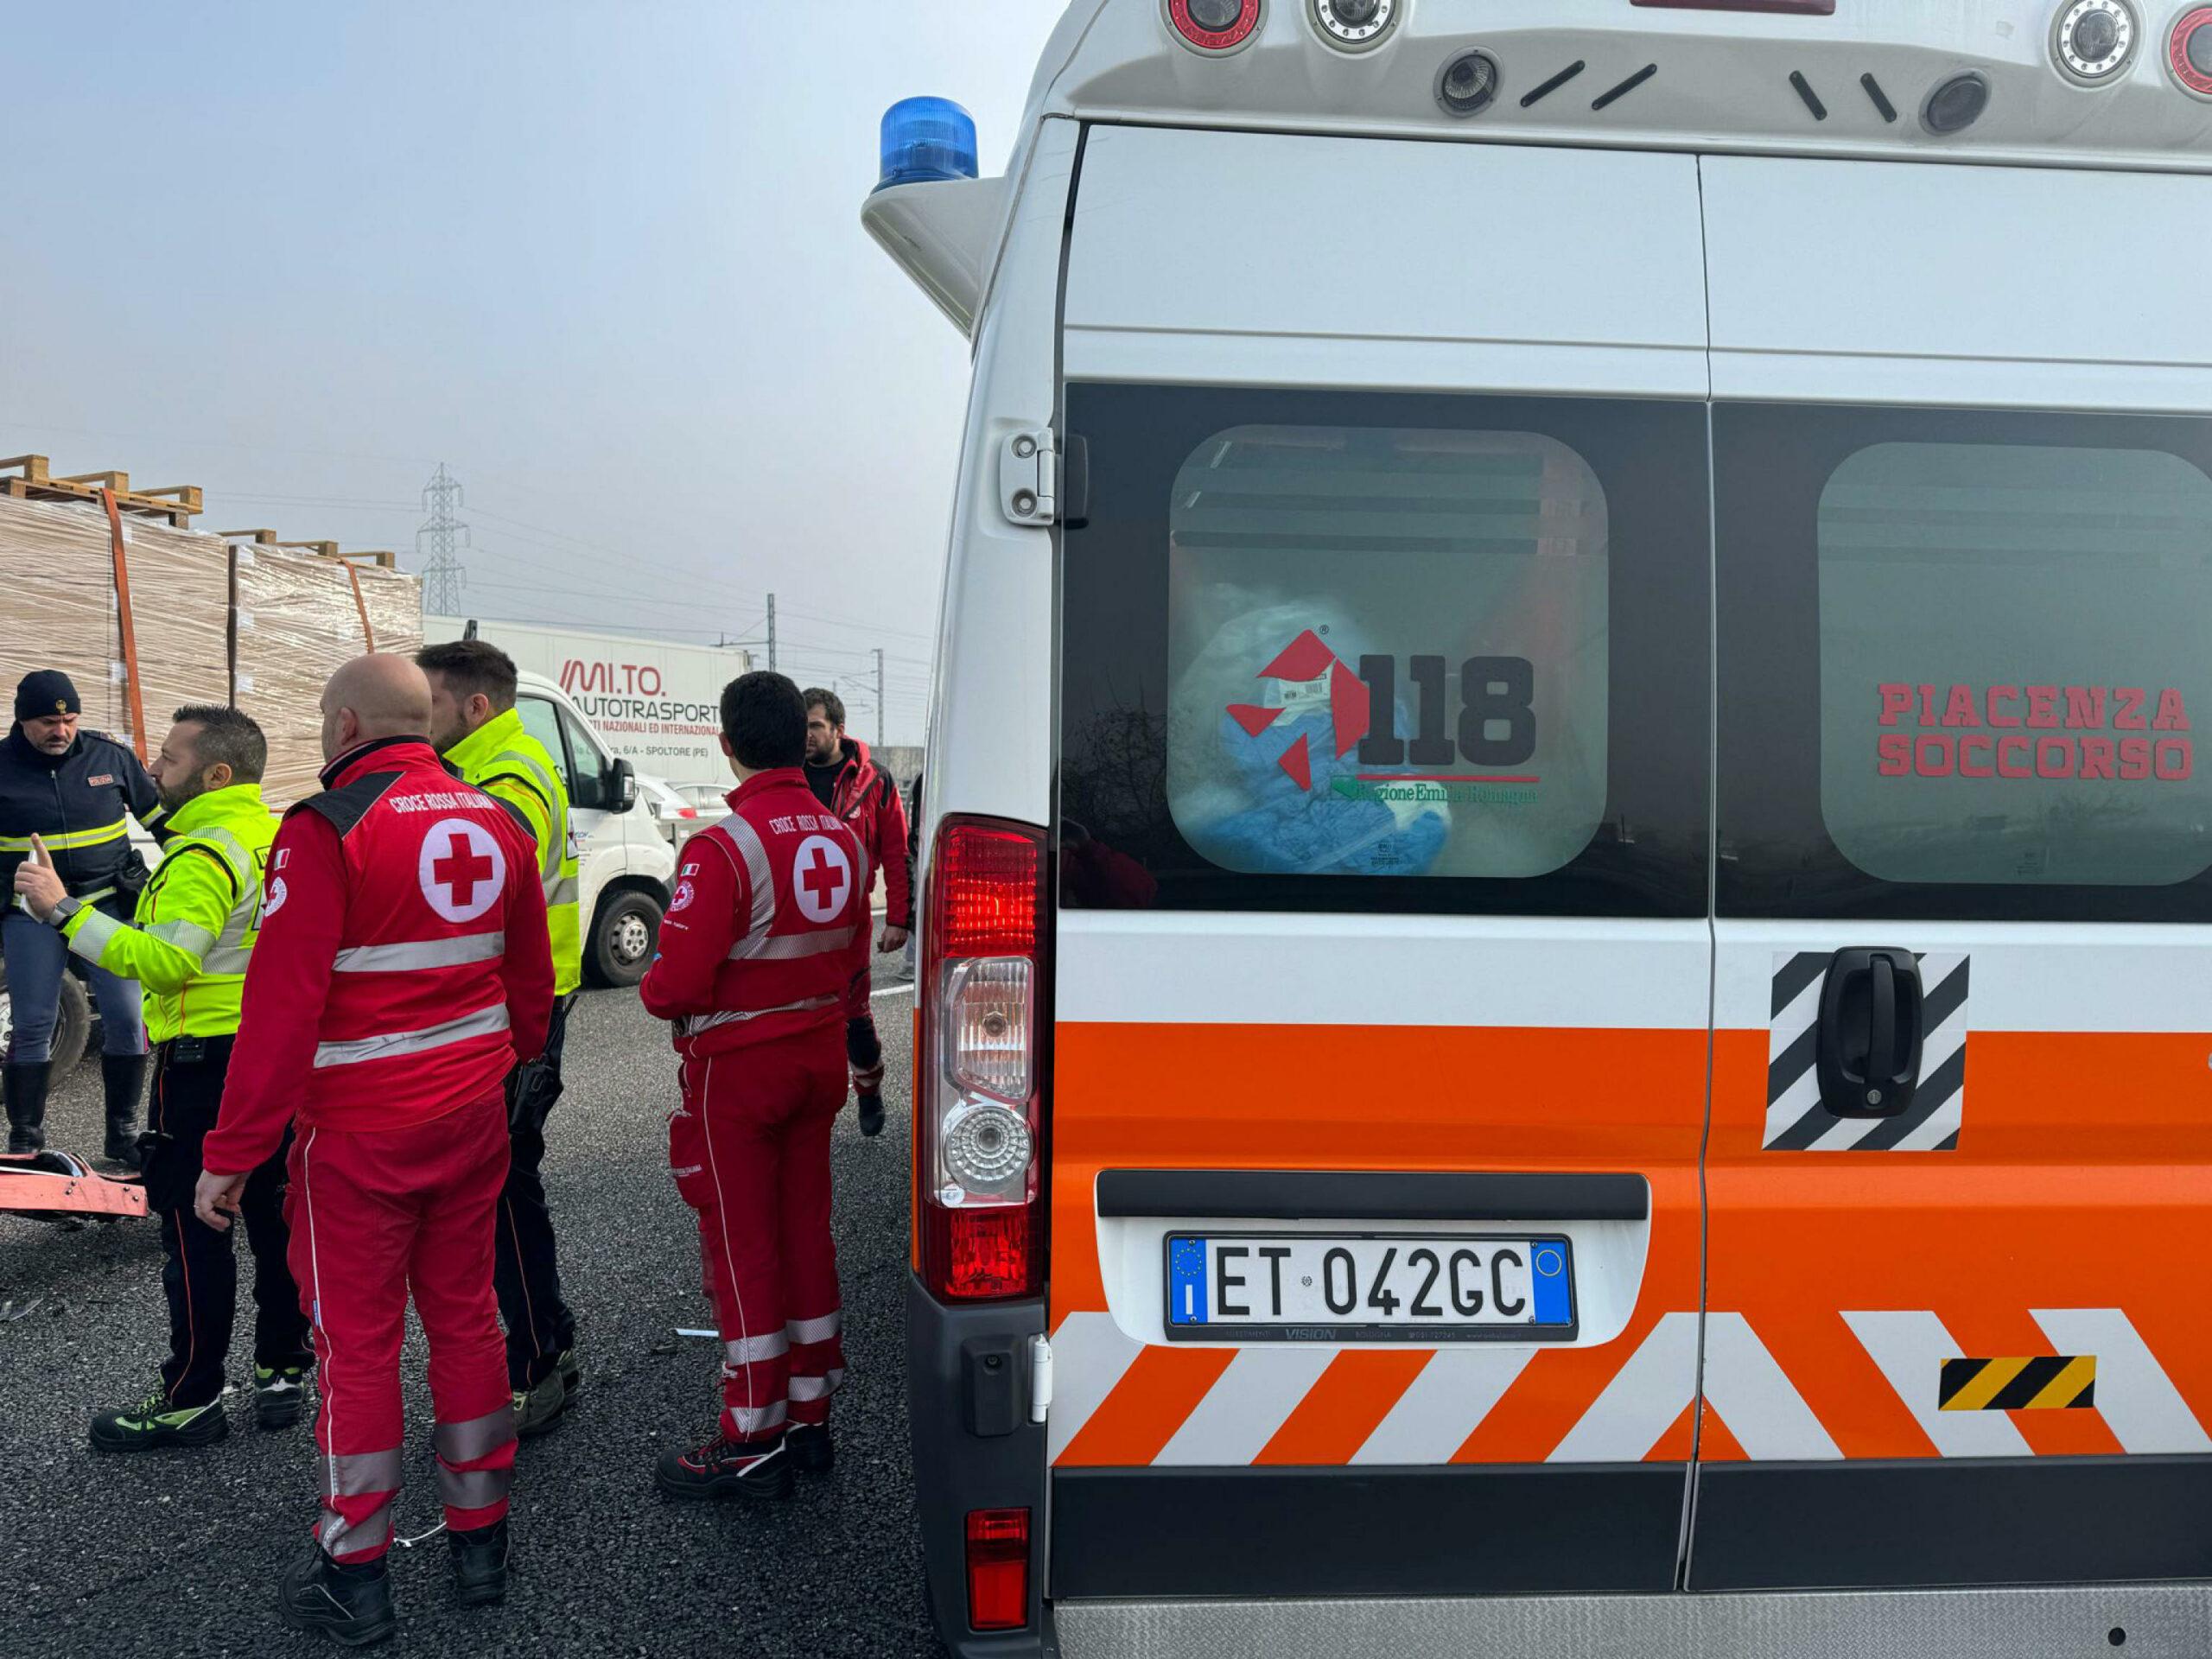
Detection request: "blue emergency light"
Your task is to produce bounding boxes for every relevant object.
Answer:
[875,96,979,192]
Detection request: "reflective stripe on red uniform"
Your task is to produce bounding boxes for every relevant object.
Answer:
[207,735,555,1172]
[205,734,552,1563]
[639,770,871,1058]
[643,767,871,1442]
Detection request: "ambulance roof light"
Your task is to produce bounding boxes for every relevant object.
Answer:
[875,96,979,194]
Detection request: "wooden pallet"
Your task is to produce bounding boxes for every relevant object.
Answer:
[0,454,202,526]
[218,529,397,569]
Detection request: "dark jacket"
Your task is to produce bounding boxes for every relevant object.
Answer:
[0,726,159,909]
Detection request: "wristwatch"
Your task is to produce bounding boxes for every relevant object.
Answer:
[48,896,82,926]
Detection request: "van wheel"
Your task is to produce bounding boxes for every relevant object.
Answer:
[0,963,89,1076]
[589,889,663,988]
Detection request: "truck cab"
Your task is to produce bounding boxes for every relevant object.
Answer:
[513,669,673,987]
[870,3,2212,1656]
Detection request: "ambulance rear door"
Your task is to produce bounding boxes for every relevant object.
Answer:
[1047,124,1716,1603]
[1696,154,2212,1591]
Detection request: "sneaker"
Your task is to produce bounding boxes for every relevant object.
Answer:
[654,1434,793,1502]
[278,1544,397,1648]
[448,1516,509,1608]
[856,1091,886,1138]
[89,1390,228,1453]
[557,1345,581,1398]
[511,1370,567,1438]
[786,1421,833,1474]
[255,1364,310,1430]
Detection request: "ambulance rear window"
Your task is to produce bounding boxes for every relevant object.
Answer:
[1059,384,1713,919]
[1715,404,2212,923]
[1818,442,2212,887]
[1161,425,1610,882]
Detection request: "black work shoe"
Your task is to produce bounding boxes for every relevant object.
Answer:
[3,1060,52,1154]
[655,1434,793,1501]
[89,1390,228,1452]
[786,1421,833,1473]
[511,1370,566,1438]
[254,1363,310,1429]
[279,1545,397,1648]
[856,1091,886,1138]
[557,1345,581,1397]
[448,1517,509,1607]
[100,1053,147,1172]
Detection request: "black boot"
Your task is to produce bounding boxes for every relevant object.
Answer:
[101,1053,146,1171]
[278,1544,397,1647]
[3,1061,51,1154]
[448,1516,509,1607]
[654,1433,793,1501]
[786,1421,834,1473]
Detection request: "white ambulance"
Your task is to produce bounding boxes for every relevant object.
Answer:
[866,4,2212,1655]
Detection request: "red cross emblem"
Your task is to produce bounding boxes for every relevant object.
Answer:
[417,817,506,923]
[792,835,852,923]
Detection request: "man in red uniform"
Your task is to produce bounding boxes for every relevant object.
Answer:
[800,688,911,1137]
[643,671,870,1499]
[194,654,553,1646]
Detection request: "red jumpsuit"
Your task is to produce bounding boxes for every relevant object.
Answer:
[640,768,870,1443]
[206,736,553,1562]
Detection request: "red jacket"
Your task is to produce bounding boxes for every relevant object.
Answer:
[205,737,555,1176]
[640,768,871,1058]
[818,737,912,931]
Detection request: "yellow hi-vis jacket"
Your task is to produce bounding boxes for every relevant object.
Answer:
[60,782,275,1044]
[446,708,582,995]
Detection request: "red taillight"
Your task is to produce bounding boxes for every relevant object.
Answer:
[1167,0,1262,54]
[2172,6,2212,96]
[965,1507,1032,1631]
[919,816,1047,1302]
[677,806,697,818]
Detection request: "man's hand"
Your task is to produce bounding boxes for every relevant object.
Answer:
[194,1168,248,1232]
[11,835,66,920]
[877,925,910,954]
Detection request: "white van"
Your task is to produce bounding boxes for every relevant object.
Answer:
[512,669,674,987]
[868,4,2212,1656]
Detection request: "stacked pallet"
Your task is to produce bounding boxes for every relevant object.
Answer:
[0,456,423,807]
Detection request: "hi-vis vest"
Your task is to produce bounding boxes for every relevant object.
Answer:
[447,708,582,995]
[61,782,275,1043]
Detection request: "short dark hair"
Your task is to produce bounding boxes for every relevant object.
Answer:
[416,639,518,712]
[171,705,267,785]
[803,687,845,730]
[722,671,808,771]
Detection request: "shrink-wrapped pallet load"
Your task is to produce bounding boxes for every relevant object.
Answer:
[0,496,230,755]
[0,489,421,807]
[233,548,425,807]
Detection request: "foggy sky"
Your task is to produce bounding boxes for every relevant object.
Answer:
[0,2,1069,746]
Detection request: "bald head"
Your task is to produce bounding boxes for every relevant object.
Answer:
[320,654,433,760]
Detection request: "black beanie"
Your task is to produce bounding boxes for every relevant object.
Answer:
[14,670,82,723]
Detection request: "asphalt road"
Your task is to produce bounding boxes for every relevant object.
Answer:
[0,969,936,1659]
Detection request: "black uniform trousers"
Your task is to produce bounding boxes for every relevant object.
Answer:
[139,1035,312,1409]
[495,991,577,1389]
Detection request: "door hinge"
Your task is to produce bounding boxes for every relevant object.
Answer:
[1029,1332,1053,1425]
[999,427,1058,526]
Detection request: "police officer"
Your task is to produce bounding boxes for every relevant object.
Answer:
[417,639,582,1434]
[194,655,552,1645]
[1,670,159,1164]
[641,671,870,1498]
[14,706,314,1450]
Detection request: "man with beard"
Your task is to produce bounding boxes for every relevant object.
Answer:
[12,705,313,1449]
[0,669,159,1164]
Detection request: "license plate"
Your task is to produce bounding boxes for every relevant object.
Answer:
[1163,1233,1576,1342]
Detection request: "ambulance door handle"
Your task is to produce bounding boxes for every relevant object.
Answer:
[1815,948,1923,1118]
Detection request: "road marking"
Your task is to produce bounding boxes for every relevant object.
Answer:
[870,982,914,1000]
